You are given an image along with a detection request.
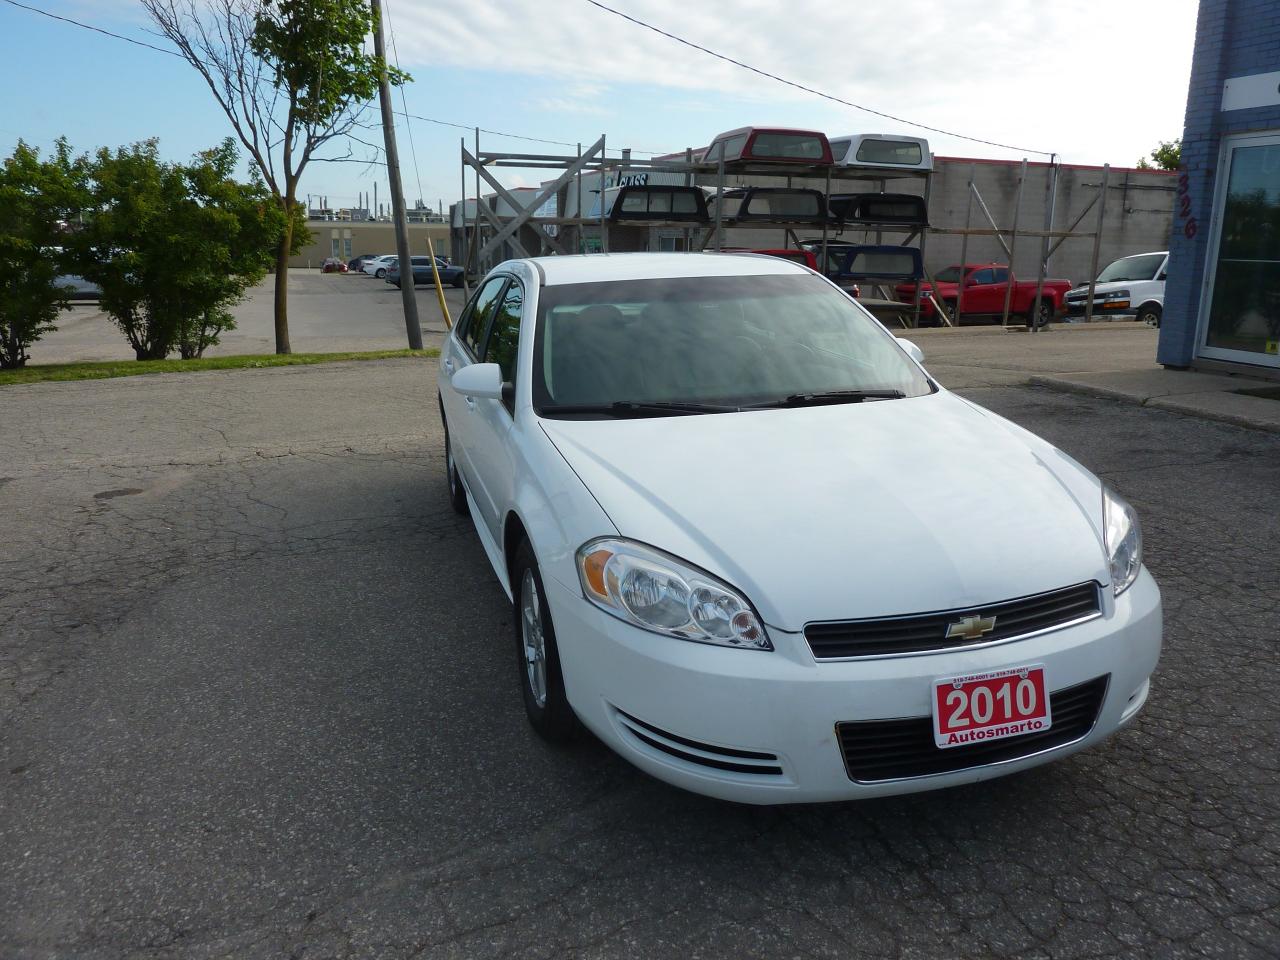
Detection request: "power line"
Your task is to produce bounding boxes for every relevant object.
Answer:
[392,110,667,155]
[382,0,425,207]
[3,0,672,157]
[582,0,1054,157]
[2,0,185,58]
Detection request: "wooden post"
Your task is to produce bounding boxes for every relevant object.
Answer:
[371,0,421,349]
[1001,159,1027,328]
[1085,165,1111,324]
[954,166,975,325]
[1030,156,1059,333]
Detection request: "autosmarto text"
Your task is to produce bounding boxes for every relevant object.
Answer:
[943,718,1047,746]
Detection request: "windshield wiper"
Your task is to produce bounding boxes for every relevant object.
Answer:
[746,389,905,409]
[541,400,739,417]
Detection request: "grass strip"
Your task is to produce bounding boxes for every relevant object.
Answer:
[0,349,440,386]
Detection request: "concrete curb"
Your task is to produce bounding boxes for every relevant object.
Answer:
[1030,374,1280,434]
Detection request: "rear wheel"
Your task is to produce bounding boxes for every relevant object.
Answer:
[512,539,576,742]
[1137,304,1162,328]
[1027,298,1054,329]
[452,274,465,288]
[375,268,387,279]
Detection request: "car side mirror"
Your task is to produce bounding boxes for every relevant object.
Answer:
[450,362,505,400]
[897,338,924,366]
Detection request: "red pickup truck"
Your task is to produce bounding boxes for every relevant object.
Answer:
[895,263,1072,327]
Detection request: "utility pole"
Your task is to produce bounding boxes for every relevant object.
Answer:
[371,0,422,349]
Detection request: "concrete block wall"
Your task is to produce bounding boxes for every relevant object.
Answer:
[1159,0,1280,367]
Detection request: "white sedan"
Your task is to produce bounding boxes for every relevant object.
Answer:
[362,255,397,278]
[438,253,1161,804]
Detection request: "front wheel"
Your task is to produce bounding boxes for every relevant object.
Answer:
[512,539,576,742]
[1137,304,1162,328]
[375,268,387,279]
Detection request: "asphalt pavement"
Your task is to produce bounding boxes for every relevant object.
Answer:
[1,360,1278,959]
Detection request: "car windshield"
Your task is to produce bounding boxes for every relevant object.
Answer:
[534,274,932,416]
[1097,253,1164,283]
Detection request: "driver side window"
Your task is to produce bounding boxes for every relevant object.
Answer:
[458,277,507,358]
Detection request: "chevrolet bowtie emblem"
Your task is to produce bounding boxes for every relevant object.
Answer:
[946,614,998,642]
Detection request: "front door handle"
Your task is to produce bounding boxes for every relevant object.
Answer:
[444,358,455,374]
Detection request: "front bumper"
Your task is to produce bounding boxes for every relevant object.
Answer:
[547,569,1161,804]
[1064,300,1133,318]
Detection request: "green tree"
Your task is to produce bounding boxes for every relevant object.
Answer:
[74,139,286,360]
[144,0,408,354]
[0,140,87,368]
[1137,139,1182,171]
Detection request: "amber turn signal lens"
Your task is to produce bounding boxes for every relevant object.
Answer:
[581,549,612,599]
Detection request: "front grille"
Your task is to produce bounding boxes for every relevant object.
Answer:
[837,675,1109,783]
[615,710,783,776]
[805,582,1101,660]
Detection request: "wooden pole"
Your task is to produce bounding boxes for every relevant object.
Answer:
[1085,165,1111,324]
[425,235,452,329]
[1001,159,1028,328]
[371,0,422,349]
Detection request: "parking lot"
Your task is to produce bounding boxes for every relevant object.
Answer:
[32,270,467,363]
[1,354,1277,959]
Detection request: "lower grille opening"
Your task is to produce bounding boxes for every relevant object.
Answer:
[837,675,1109,783]
[615,710,783,776]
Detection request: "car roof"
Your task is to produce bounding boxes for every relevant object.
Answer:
[520,252,808,286]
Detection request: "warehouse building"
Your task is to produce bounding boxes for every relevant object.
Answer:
[1158,0,1280,377]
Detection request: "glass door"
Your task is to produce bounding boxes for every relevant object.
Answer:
[1198,132,1280,367]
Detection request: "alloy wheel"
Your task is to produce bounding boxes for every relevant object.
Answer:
[521,569,547,707]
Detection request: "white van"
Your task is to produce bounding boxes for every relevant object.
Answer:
[1063,251,1168,326]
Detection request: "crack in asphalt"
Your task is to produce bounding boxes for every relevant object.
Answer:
[0,370,1277,959]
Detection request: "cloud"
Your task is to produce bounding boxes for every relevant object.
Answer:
[386,0,1198,164]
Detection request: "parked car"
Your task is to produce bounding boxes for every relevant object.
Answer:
[321,257,348,273]
[386,255,465,288]
[54,274,101,301]
[895,264,1073,327]
[438,252,1161,804]
[362,255,397,278]
[347,253,380,273]
[1063,251,1168,326]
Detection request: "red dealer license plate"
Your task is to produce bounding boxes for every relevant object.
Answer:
[932,664,1051,749]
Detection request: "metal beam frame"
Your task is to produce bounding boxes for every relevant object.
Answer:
[468,136,606,265]
[464,146,569,257]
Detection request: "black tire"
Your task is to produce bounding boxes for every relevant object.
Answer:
[452,274,465,288]
[1137,304,1162,328]
[440,407,468,515]
[942,299,958,325]
[512,539,576,742]
[375,268,387,279]
[1027,298,1054,329]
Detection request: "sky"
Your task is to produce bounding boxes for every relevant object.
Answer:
[1,0,1200,213]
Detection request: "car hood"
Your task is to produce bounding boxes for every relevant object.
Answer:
[1067,280,1139,296]
[538,391,1109,631]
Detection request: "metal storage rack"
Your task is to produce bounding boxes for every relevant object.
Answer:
[458,132,1114,330]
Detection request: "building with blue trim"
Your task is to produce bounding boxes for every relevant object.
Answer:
[1159,0,1280,377]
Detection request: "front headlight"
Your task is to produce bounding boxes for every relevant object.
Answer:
[1102,486,1142,595]
[576,538,772,650]
[1100,289,1131,301]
